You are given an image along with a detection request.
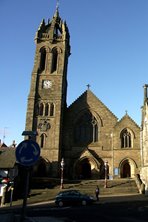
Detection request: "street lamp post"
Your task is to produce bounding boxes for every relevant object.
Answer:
[104,161,108,188]
[60,158,65,189]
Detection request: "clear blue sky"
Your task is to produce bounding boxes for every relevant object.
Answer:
[0,0,148,146]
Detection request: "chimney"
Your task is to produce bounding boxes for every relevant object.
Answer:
[12,140,16,147]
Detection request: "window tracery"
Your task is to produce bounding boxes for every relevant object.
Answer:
[121,129,132,148]
[74,112,98,145]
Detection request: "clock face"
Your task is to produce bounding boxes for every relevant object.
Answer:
[43,80,52,89]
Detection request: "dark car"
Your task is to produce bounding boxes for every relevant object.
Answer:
[55,190,94,207]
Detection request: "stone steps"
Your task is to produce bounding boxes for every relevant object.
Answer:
[23,178,139,205]
[62,179,139,196]
[31,178,139,196]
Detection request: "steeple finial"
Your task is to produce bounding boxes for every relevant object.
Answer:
[53,0,60,18]
[56,0,59,11]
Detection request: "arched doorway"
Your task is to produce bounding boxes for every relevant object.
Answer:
[74,157,101,179]
[120,159,131,178]
[77,159,91,179]
[122,162,131,178]
[81,159,91,179]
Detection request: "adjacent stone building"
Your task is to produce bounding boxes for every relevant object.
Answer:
[0,140,17,178]
[140,84,148,194]
[25,8,141,180]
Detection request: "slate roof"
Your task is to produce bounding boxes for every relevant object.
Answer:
[0,147,16,169]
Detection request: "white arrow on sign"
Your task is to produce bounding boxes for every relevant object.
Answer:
[20,156,34,163]
[19,142,27,154]
[32,143,39,156]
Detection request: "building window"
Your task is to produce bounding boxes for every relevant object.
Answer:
[92,117,98,142]
[40,48,46,71]
[50,103,54,116]
[40,133,46,148]
[38,103,54,117]
[51,49,58,73]
[74,112,98,145]
[45,103,49,116]
[121,129,132,148]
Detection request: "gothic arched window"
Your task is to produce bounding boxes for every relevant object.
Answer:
[51,49,58,73]
[50,103,54,116]
[39,103,44,116]
[121,129,132,148]
[40,133,46,148]
[40,48,46,71]
[45,103,49,116]
[74,112,98,145]
[93,122,98,142]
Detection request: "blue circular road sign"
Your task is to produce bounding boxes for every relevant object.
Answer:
[15,140,40,166]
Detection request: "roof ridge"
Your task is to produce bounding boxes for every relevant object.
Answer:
[116,113,140,128]
[68,89,118,119]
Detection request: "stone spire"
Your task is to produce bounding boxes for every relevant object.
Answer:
[53,0,60,19]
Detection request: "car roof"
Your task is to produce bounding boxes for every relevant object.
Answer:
[57,189,80,195]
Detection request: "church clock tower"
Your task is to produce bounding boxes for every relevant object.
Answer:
[25,7,70,176]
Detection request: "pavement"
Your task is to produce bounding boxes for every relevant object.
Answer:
[1,193,148,222]
[0,211,65,222]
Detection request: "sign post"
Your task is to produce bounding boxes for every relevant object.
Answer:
[21,167,30,221]
[15,140,40,221]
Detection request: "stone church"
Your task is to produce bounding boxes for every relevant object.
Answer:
[25,7,141,180]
